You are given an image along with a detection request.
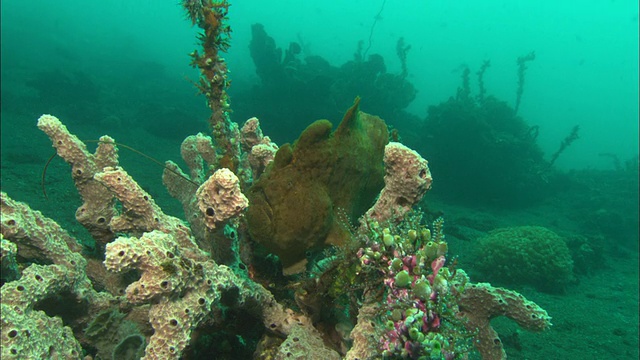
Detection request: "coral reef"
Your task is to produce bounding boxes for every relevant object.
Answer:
[472,226,575,293]
[195,168,248,230]
[2,105,552,359]
[103,230,266,359]
[363,220,473,359]
[0,3,553,359]
[1,109,553,360]
[2,114,340,360]
[160,119,272,264]
[240,117,279,179]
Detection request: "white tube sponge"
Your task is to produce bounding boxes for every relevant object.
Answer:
[196,168,249,229]
[364,142,432,223]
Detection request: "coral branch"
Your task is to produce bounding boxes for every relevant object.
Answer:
[179,133,218,185]
[95,167,174,235]
[458,282,552,359]
[37,114,118,247]
[33,112,328,358]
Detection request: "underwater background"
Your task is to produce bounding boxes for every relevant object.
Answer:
[1,0,638,359]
